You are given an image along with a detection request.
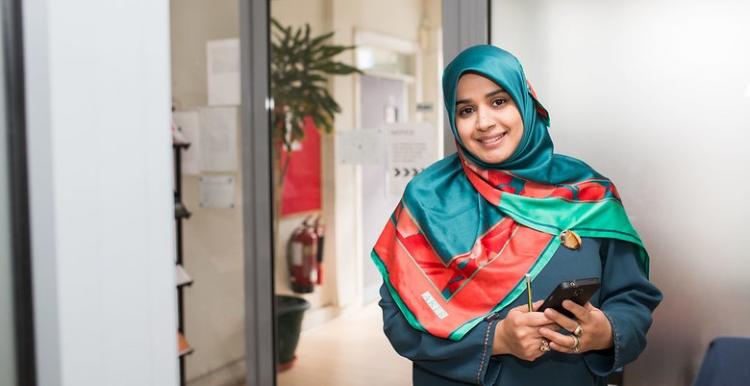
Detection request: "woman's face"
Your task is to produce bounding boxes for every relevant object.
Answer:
[455,73,524,164]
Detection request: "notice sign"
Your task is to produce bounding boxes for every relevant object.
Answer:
[199,175,236,208]
[386,123,439,197]
[207,38,240,106]
[337,129,386,165]
[198,107,238,172]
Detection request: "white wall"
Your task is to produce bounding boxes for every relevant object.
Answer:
[23,1,178,385]
[492,1,750,385]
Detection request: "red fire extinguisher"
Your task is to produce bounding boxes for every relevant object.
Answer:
[287,216,325,293]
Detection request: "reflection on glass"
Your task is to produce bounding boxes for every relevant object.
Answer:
[169,1,245,385]
[272,1,442,385]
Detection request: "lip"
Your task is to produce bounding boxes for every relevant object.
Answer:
[475,132,507,146]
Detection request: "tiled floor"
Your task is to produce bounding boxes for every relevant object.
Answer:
[277,302,411,386]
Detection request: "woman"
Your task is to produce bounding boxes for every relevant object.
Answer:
[371,45,662,386]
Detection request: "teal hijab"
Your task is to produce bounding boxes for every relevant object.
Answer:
[442,44,601,183]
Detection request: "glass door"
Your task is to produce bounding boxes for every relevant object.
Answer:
[269,1,444,384]
[169,1,250,385]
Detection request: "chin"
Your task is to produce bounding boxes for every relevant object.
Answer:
[470,148,511,164]
[477,154,511,164]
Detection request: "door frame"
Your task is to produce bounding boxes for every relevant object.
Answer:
[240,0,276,385]
[3,0,37,384]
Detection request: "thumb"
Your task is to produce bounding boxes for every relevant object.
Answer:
[531,300,544,312]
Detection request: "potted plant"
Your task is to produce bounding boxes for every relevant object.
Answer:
[269,18,361,371]
[270,18,361,198]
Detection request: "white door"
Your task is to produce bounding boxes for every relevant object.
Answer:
[359,74,406,304]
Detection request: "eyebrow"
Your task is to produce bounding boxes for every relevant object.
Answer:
[455,88,507,106]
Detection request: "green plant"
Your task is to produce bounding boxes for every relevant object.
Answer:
[269,18,360,243]
[269,19,360,296]
[270,18,361,157]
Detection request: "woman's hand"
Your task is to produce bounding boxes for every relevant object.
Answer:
[538,300,613,354]
[492,300,556,361]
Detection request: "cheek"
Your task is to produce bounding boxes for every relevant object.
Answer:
[504,110,524,138]
[456,120,474,143]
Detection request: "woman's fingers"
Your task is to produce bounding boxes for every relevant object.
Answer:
[538,327,578,353]
[524,311,553,327]
[562,300,590,322]
[542,308,578,332]
[507,300,551,328]
[548,340,575,354]
[509,300,545,313]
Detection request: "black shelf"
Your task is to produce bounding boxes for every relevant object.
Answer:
[173,132,193,386]
[174,197,192,220]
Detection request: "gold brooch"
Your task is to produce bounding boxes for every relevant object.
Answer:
[560,230,582,250]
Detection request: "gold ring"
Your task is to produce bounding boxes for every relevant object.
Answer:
[573,325,583,337]
[571,335,581,353]
[540,339,550,352]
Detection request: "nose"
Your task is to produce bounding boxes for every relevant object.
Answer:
[476,107,495,132]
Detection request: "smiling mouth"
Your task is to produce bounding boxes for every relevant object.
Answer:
[477,132,506,145]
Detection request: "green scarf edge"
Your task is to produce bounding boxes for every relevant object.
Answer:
[371,249,428,334]
[499,194,650,277]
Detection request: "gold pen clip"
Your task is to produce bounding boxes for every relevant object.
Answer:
[525,273,533,312]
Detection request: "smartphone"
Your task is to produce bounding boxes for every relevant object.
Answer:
[538,277,601,319]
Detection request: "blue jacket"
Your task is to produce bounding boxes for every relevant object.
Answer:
[379,237,662,385]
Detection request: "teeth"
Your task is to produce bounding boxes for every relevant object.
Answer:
[479,133,505,144]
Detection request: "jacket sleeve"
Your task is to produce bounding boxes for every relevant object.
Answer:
[379,284,502,385]
[583,238,663,376]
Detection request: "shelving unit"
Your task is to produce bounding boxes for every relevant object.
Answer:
[172,128,193,386]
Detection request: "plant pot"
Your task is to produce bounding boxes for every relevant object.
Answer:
[275,295,310,371]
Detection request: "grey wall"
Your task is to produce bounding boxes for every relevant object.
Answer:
[491,1,750,385]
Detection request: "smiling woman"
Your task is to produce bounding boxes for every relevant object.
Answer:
[372,45,662,386]
[454,73,524,164]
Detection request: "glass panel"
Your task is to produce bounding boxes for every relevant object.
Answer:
[271,1,443,384]
[0,2,18,384]
[169,1,246,384]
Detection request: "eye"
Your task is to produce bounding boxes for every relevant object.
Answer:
[457,106,475,117]
[492,98,508,107]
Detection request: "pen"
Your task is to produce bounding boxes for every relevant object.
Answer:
[525,273,533,312]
